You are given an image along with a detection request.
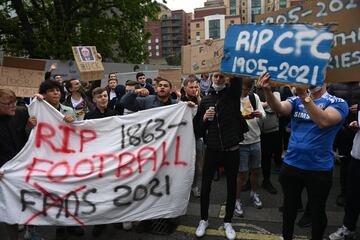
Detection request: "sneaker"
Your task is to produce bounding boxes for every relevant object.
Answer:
[297,214,311,228]
[224,222,236,240]
[123,221,133,230]
[234,200,244,217]
[329,225,355,240]
[192,186,201,198]
[195,220,208,237]
[262,181,277,194]
[250,192,262,209]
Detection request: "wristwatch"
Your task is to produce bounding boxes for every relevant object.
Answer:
[303,96,312,104]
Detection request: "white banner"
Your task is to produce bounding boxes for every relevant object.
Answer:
[0,100,195,226]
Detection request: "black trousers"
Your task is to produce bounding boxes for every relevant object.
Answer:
[200,148,240,222]
[261,131,282,183]
[334,128,356,195]
[279,164,332,240]
[343,157,360,231]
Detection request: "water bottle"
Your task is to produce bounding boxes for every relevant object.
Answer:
[208,106,215,121]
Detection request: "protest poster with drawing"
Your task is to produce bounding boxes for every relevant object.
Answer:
[0,100,195,225]
[72,46,104,81]
[221,24,334,86]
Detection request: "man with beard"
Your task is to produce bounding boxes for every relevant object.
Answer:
[120,78,176,111]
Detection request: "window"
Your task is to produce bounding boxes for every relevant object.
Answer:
[196,23,200,28]
[208,19,221,40]
[230,0,236,15]
[149,52,152,57]
[155,37,159,43]
[230,20,235,24]
[148,46,152,50]
[279,0,286,8]
[156,51,160,56]
[148,39,151,44]
[156,45,159,50]
[195,32,200,43]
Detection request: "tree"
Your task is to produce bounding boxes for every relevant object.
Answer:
[0,0,164,63]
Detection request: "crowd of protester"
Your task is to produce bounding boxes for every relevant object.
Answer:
[0,64,359,240]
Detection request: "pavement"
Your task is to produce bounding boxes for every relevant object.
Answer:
[1,162,358,240]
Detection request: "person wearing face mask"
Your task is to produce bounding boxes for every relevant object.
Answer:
[194,72,248,240]
[258,73,349,240]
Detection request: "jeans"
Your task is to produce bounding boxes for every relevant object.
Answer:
[279,163,332,240]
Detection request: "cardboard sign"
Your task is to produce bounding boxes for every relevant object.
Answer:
[181,39,224,74]
[0,100,195,225]
[72,46,104,81]
[221,24,333,86]
[256,0,360,83]
[158,68,182,89]
[0,57,46,97]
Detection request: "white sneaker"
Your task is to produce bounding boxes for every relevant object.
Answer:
[122,221,132,230]
[234,200,244,217]
[192,186,201,198]
[329,225,355,240]
[195,220,208,237]
[224,222,236,240]
[250,192,262,209]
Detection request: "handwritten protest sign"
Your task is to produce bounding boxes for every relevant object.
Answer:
[72,46,104,81]
[256,0,360,83]
[158,68,182,89]
[221,24,333,86]
[0,101,195,225]
[182,39,224,75]
[0,57,46,97]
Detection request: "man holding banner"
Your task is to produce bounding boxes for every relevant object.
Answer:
[257,73,348,240]
[0,89,36,240]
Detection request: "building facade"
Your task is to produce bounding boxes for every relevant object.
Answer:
[190,0,241,44]
[144,4,190,64]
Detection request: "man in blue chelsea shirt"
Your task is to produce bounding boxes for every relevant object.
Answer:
[258,73,348,240]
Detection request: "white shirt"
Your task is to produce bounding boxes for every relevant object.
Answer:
[240,93,266,145]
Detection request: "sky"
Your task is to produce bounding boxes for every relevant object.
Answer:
[163,0,205,13]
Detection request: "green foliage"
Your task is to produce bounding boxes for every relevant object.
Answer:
[0,0,165,63]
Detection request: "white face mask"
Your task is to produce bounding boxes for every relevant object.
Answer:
[309,86,322,94]
[212,83,226,92]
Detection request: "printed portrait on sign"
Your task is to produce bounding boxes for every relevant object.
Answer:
[78,46,95,62]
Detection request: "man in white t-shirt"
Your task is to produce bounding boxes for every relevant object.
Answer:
[235,78,266,217]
